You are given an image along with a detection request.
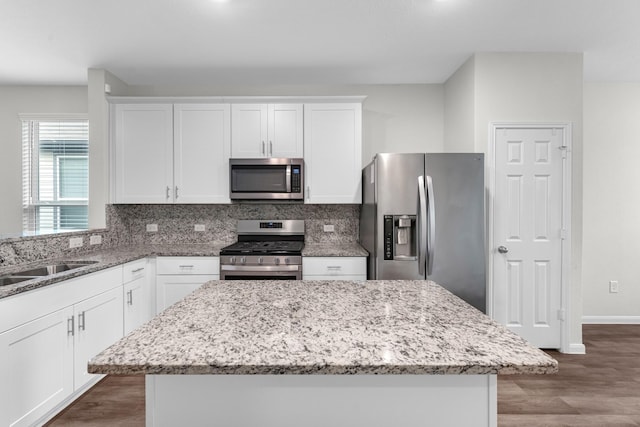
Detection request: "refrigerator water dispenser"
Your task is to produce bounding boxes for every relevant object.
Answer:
[383,215,417,260]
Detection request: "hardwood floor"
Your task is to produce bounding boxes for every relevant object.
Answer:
[45,325,640,426]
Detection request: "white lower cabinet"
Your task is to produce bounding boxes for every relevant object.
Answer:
[0,307,74,427]
[0,266,124,427]
[123,259,152,335]
[156,257,219,313]
[302,257,367,280]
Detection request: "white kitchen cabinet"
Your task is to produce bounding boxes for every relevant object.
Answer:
[112,103,231,204]
[303,103,362,204]
[174,104,231,203]
[123,258,152,335]
[231,104,303,158]
[113,103,174,203]
[0,307,74,427]
[0,266,123,427]
[156,257,219,313]
[302,257,367,280]
[73,286,123,390]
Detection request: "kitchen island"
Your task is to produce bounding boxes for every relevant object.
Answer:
[89,280,556,427]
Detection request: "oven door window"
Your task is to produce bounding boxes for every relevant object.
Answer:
[231,165,288,193]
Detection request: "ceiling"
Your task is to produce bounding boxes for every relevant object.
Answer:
[1,0,639,86]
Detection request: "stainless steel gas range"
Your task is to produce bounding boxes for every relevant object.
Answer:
[219,220,304,280]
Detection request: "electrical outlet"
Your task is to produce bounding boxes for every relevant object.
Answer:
[146,224,158,232]
[194,224,206,232]
[69,237,83,248]
[89,235,102,245]
[323,224,335,232]
[609,280,619,293]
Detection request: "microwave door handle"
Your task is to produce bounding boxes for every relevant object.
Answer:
[286,165,292,193]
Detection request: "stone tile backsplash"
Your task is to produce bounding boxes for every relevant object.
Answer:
[0,204,360,266]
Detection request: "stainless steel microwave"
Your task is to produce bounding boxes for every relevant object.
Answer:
[229,158,304,200]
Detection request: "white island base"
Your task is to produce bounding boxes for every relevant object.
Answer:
[145,374,497,427]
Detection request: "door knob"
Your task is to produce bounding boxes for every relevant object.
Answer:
[498,246,509,254]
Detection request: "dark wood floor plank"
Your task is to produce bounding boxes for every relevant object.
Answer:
[44,324,640,426]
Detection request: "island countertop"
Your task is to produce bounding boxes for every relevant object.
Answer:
[89,279,557,376]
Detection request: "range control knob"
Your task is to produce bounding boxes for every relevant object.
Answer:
[230,256,236,265]
[284,258,290,265]
[274,258,280,265]
[240,257,246,265]
[258,257,263,265]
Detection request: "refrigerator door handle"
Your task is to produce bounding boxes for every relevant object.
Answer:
[425,175,436,276]
[417,175,428,276]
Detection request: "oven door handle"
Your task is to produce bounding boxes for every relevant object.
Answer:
[220,265,301,272]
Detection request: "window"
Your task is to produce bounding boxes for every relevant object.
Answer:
[21,117,89,234]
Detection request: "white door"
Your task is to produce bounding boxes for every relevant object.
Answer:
[231,104,268,158]
[174,104,231,203]
[268,104,303,158]
[73,287,123,389]
[492,126,568,349]
[0,307,74,427]
[113,103,174,203]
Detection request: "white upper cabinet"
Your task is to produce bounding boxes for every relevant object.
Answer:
[174,104,231,203]
[112,103,231,204]
[113,104,174,203]
[231,104,303,158]
[303,103,362,204]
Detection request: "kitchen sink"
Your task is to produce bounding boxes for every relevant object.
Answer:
[0,260,99,286]
[9,261,98,277]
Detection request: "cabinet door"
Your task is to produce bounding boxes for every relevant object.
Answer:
[113,103,174,203]
[174,104,231,203]
[74,287,124,390]
[124,275,150,335]
[0,307,74,427]
[231,104,268,158]
[268,104,303,158]
[156,275,217,313]
[303,103,362,203]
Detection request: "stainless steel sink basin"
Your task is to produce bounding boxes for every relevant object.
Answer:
[0,276,33,286]
[10,261,98,277]
[0,260,98,286]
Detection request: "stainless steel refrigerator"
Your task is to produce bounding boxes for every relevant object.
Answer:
[359,153,486,312]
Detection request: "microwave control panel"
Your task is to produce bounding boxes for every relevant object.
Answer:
[291,166,302,193]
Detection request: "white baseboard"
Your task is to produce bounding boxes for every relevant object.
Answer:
[582,315,640,324]
[565,343,586,354]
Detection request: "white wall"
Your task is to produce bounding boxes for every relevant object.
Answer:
[582,83,640,321]
[444,56,475,152]
[120,82,445,164]
[0,86,87,236]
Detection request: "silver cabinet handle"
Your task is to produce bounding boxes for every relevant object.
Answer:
[269,141,273,156]
[78,311,86,331]
[67,316,75,336]
[327,266,342,270]
[166,186,170,199]
[179,265,194,268]
[132,267,145,273]
[127,289,133,305]
[262,141,265,155]
[306,186,310,200]
[175,186,179,200]
[498,246,509,254]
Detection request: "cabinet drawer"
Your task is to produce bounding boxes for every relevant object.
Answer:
[156,257,219,275]
[122,258,148,283]
[302,257,366,276]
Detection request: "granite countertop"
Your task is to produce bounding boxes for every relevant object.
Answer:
[88,280,557,376]
[0,242,368,299]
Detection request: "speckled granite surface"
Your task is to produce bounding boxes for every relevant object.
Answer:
[302,243,368,257]
[88,280,557,376]
[0,243,229,299]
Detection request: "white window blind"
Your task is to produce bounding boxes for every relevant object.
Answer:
[22,118,89,234]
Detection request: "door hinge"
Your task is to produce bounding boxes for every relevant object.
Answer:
[560,228,567,240]
[557,309,566,321]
